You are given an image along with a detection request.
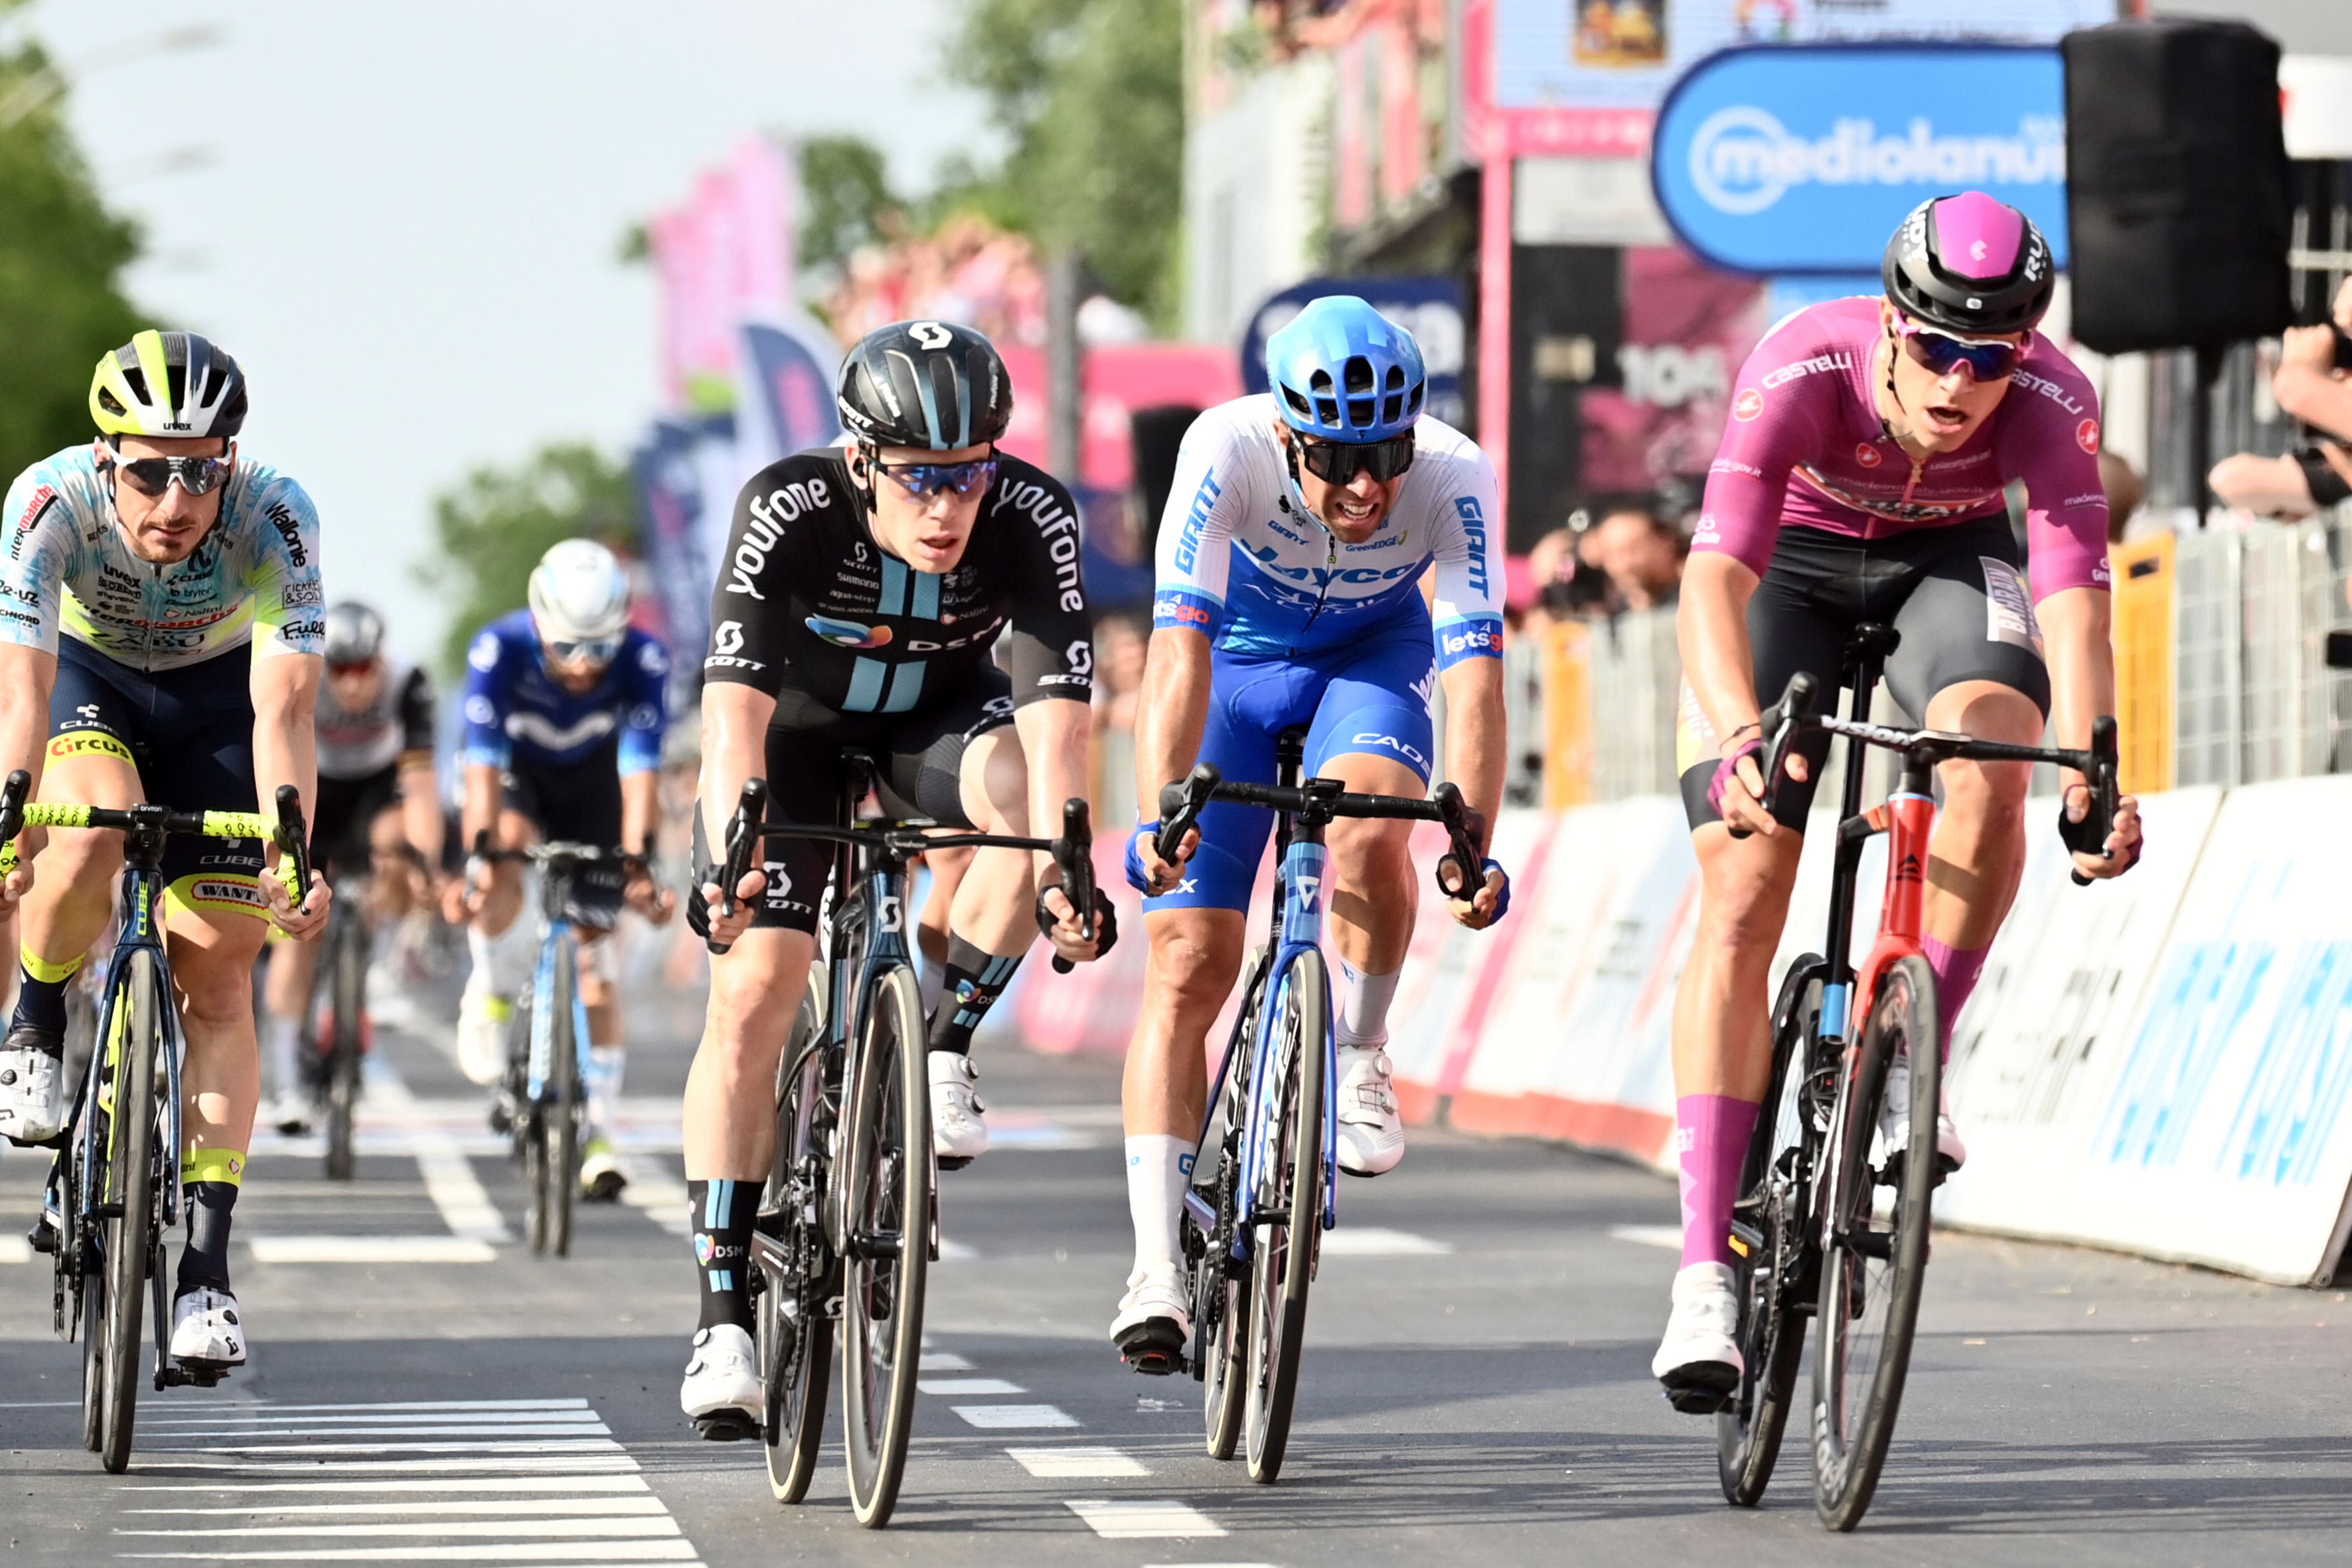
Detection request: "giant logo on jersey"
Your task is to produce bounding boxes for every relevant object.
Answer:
[805,615,893,650]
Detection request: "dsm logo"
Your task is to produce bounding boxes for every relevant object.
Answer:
[805,615,893,650]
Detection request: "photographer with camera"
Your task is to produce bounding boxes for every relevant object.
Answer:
[2210,277,2352,520]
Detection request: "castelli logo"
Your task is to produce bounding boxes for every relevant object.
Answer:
[1733,388,1764,422]
[1855,442,1882,468]
[2077,418,2100,455]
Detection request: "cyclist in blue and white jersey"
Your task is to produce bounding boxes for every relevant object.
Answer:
[1113,296,1512,1370]
[447,540,674,1201]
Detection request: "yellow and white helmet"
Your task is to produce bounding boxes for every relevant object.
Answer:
[90,329,248,439]
[527,539,631,653]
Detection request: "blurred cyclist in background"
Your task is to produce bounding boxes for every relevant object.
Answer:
[448,540,674,1201]
[257,601,441,1133]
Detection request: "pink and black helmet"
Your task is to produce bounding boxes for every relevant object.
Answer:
[1882,192,2055,337]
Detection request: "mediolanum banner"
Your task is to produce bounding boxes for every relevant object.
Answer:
[1650,44,2069,276]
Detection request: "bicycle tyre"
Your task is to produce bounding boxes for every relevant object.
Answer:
[839,963,928,1528]
[547,936,580,1258]
[1243,948,1328,1484]
[1199,951,1267,1462]
[325,909,366,1182]
[73,1128,102,1452]
[1812,953,1940,1531]
[100,953,166,1474]
[762,961,832,1504]
[1717,960,1824,1506]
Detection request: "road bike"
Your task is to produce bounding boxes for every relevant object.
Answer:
[706,765,1101,1528]
[473,837,646,1257]
[303,846,380,1183]
[1712,622,2118,1530]
[1150,728,1486,1484]
[3,771,310,1474]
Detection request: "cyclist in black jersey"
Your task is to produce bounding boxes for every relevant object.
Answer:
[676,319,1115,1433]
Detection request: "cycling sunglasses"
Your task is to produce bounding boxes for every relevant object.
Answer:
[325,659,378,677]
[1295,431,1417,485]
[545,635,621,665]
[875,455,999,499]
[109,453,233,499]
[1895,317,2033,382]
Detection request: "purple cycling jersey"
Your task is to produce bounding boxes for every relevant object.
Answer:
[1692,296,2111,601]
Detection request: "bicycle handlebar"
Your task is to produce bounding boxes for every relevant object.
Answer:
[1740,674,2123,884]
[1152,763,1490,901]
[0,771,311,909]
[704,781,1101,969]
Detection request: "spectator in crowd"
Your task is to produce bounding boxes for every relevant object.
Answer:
[2211,277,2352,519]
[2099,450,2145,545]
[1589,505,1686,612]
[1516,519,1610,635]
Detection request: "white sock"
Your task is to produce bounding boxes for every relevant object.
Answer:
[586,1046,624,1139]
[264,1015,302,1100]
[1125,1134,1194,1279]
[1332,956,1401,1050]
[464,924,496,1000]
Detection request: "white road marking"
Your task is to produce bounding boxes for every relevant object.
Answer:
[118,1546,700,1563]
[615,1156,690,1236]
[919,1350,975,1371]
[1319,1227,1453,1256]
[244,1236,497,1264]
[1608,1223,1684,1251]
[152,1399,590,1413]
[123,1499,669,1518]
[0,1234,29,1263]
[171,1440,626,1456]
[156,1425,609,1441]
[918,1377,1024,1395]
[118,1519,683,1540]
[363,1056,510,1243]
[951,1403,1080,1429]
[140,1457,641,1474]
[1063,1499,1227,1539]
[119,1478,653,1495]
[1007,1445,1149,1478]
[147,1409,603,1427]
[937,1238,980,1261]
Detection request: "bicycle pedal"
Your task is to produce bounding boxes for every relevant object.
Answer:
[690,1409,760,1442]
[935,1154,971,1172]
[1658,1362,1738,1415]
[1115,1320,1187,1376]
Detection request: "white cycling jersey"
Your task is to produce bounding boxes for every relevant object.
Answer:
[1151,395,1504,669]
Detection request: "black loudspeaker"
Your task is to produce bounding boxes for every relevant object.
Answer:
[2063,19,2292,355]
[1508,245,1623,553]
[1129,404,1202,558]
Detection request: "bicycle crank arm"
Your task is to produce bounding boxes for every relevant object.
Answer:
[1180,1189,1217,1233]
[749,1230,792,1284]
[845,1229,903,1260]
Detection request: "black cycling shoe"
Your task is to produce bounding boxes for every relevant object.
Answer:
[1658,1362,1739,1415]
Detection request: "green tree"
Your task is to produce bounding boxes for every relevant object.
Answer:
[941,0,1184,325]
[416,442,637,675]
[0,5,144,476]
[798,133,901,285]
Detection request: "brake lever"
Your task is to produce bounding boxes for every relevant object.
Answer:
[2063,716,2120,888]
[275,784,313,913]
[710,779,769,956]
[1725,672,1819,841]
[1431,781,1480,900]
[1051,798,1095,975]
[1153,763,1219,868]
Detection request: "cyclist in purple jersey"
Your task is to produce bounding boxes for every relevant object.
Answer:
[1652,194,2145,1413]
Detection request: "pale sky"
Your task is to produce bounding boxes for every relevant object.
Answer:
[27,1,992,666]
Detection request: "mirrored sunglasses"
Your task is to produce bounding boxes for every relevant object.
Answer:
[546,636,621,665]
[878,457,999,499]
[1897,318,2032,382]
[112,453,232,498]
[1296,431,1417,485]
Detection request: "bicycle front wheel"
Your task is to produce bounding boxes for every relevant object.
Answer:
[1812,954,1940,1531]
[100,952,167,1474]
[1717,960,1822,1506]
[838,963,928,1528]
[324,911,366,1182]
[1243,948,1328,1485]
[1198,950,1268,1462]
[761,961,832,1504]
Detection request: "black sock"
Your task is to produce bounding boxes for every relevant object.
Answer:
[11,963,73,1038]
[926,936,1023,1054]
[687,1178,758,1334]
[177,1182,238,1296]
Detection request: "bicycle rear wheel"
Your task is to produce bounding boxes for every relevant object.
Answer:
[324,910,366,1182]
[761,962,832,1504]
[1812,954,1940,1531]
[1242,949,1328,1484]
[839,963,927,1528]
[1717,960,1823,1505]
[100,953,166,1474]
[1197,951,1267,1462]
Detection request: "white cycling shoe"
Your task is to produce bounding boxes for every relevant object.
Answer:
[1110,1265,1191,1375]
[1334,1045,1404,1177]
[1652,1261,1743,1414]
[680,1324,762,1440]
[929,1052,988,1169]
[170,1287,248,1369]
[0,1037,66,1146]
[264,1091,313,1138]
[1879,1053,1967,1172]
[455,989,510,1087]
[581,1138,627,1202]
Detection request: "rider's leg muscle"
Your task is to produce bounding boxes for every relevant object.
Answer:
[949,726,1038,957]
[21,750,139,967]
[1919,679,2040,951]
[1125,907,1245,1139]
[683,927,815,1180]
[1670,826,1804,1103]
[167,903,270,1164]
[1313,749,1422,975]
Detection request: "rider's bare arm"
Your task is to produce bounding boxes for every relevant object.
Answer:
[251,649,326,931]
[1131,626,1213,886]
[397,753,443,870]
[1677,553,1770,753]
[459,761,503,862]
[1437,655,1506,854]
[1016,695,1090,882]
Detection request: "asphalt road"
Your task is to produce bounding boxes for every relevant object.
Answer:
[4,956,2351,1568]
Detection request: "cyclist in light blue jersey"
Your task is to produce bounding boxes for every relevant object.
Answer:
[1112,296,1512,1370]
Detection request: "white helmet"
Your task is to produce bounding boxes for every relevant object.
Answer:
[527,539,631,652]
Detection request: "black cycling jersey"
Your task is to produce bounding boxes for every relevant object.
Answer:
[702,447,1094,712]
[317,664,433,781]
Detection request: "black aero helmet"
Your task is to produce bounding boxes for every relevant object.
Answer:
[836,320,1014,451]
[1882,192,2055,337]
[90,329,249,439]
[323,601,386,665]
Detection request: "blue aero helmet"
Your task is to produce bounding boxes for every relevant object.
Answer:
[1265,295,1427,444]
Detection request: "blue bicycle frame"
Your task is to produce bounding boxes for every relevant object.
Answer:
[523,917,593,1109]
